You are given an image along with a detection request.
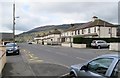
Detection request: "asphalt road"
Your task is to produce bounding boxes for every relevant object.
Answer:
[19,43,115,67]
[2,43,117,77]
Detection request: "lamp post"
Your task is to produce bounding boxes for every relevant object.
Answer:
[13,3,15,43]
[13,3,19,43]
[70,24,74,47]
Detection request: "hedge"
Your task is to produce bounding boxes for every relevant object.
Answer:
[73,37,120,47]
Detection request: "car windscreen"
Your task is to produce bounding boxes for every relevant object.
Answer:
[6,43,17,47]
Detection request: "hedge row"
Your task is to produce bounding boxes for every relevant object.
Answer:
[73,37,120,47]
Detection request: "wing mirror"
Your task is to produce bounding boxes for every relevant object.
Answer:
[81,65,88,71]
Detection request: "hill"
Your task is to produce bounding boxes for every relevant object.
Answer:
[16,23,84,42]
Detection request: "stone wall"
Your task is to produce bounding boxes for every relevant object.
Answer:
[0,46,6,78]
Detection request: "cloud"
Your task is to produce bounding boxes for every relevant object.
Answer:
[0,1,118,34]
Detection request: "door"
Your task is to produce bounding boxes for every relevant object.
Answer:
[78,58,114,78]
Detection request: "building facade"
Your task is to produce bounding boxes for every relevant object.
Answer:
[0,33,13,45]
[34,29,61,45]
[61,16,118,43]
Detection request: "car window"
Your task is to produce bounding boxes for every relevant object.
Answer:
[97,41,105,43]
[6,43,17,47]
[111,60,120,77]
[87,58,114,76]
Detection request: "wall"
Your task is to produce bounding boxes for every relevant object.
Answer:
[0,46,6,78]
[99,27,117,38]
[61,43,86,48]
[109,43,120,51]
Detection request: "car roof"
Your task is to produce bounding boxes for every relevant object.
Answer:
[6,43,17,45]
[98,54,120,59]
[93,40,105,41]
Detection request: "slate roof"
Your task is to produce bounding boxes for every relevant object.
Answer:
[0,33,13,40]
[75,19,117,30]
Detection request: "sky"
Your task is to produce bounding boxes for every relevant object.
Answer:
[0,0,119,35]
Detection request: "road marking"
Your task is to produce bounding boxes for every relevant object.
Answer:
[34,57,39,59]
[35,60,43,62]
[60,73,69,77]
[29,59,34,61]
[76,57,87,61]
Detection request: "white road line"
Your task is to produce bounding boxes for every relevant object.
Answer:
[76,57,87,61]
[60,73,69,77]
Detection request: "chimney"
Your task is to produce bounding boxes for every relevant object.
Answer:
[92,16,98,22]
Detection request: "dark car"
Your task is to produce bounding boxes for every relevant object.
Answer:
[6,43,20,55]
[70,54,119,78]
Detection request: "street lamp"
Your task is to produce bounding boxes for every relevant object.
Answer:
[13,3,19,43]
[70,24,74,47]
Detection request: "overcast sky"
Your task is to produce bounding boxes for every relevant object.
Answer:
[0,0,119,34]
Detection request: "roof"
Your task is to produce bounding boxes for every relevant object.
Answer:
[64,23,84,32]
[0,33,13,40]
[75,19,116,30]
[48,29,61,35]
[98,54,120,59]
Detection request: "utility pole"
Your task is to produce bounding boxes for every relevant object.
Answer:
[13,3,15,43]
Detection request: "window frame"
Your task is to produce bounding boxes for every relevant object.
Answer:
[87,58,114,76]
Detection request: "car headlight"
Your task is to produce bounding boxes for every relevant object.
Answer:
[15,47,18,50]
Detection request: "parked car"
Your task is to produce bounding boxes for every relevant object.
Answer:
[91,40,109,49]
[28,42,32,44]
[70,54,119,78]
[6,43,20,55]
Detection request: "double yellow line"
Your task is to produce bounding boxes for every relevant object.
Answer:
[22,49,43,63]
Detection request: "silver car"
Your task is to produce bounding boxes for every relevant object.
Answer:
[91,40,109,49]
[70,54,119,78]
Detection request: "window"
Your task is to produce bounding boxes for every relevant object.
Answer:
[75,30,77,35]
[109,28,112,34]
[88,28,90,33]
[78,30,80,34]
[94,27,96,32]
[87,58,113,76]
[82,29,84,34]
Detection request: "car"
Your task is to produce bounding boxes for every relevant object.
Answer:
[28,42,32,44]
[70,54,119,78]
[91,40,109,49]
[6,43,20,55]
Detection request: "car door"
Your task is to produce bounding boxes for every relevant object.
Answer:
[78,58,114,78]
[111,60,120,78]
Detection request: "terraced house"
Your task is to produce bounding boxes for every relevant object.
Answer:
[61,16,118,43]
[34,29,61,45]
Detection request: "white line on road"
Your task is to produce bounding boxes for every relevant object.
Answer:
[76,57,87,61]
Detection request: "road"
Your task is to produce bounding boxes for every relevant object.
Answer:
[2,43,117,77]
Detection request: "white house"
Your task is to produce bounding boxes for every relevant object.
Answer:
[73,16,118,38]
[61,16,118,43]
[34,29,61,45]
[61,23,84,43]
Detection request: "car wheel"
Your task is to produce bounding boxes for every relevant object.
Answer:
[70,72,76,78]
[98,45,101,49]
[6,53,9,56]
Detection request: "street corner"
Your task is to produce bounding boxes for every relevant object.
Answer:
[29,62,70,76]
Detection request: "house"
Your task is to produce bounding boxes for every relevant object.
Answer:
[34,29,61,45]
[72,16,118,38]
[0,33,13,45]
[61,16,118,43]
[61,23,84,43]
